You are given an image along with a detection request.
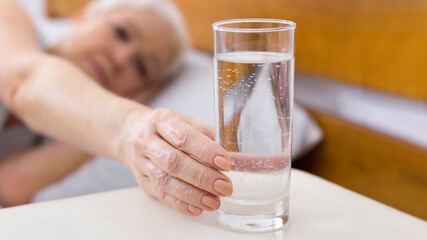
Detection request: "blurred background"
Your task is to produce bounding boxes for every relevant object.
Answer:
[14,0,427,219]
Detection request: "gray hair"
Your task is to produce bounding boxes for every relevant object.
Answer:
[87,0,189,80]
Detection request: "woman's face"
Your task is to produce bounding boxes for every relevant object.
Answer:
[61,6,175,98]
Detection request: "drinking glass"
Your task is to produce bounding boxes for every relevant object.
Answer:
[213,19,296,233]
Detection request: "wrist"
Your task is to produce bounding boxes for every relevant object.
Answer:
[114,99,152,166]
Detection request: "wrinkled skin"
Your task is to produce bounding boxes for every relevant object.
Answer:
[124,108,233,215]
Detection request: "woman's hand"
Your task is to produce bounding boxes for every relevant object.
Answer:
[124,108,232,216]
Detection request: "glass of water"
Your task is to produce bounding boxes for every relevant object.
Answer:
[213,19,296,233]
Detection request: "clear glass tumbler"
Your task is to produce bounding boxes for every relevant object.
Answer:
[213,19,296,233]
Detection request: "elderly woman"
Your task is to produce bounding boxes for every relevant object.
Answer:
[0,0,232,216]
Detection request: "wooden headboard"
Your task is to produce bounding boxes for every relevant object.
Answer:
[46,0,427,219]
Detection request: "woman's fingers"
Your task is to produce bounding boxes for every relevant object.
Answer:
[132,157,219,214]
[158,173,221,211]
[161,175,221,211]
[145,179,202,216]
[142,138,233,197]
[153,110,231,171]
[139,173,202,216]
[162,193,203,216]
[143,158,220,211]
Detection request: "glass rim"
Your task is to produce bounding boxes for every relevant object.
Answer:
[212,18,296,33]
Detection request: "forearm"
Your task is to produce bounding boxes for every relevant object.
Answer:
[5,54,151,162]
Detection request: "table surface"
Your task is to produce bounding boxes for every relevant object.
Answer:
[0,169,425,240]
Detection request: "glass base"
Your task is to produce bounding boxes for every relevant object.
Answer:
[217,211,289,233]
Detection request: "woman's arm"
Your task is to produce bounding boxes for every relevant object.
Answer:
[0,0,232,215]
[0,0,144,161]
[0,142,93,207]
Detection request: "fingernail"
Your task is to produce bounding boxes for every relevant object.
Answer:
[188,205,202,215]
[214,179,233,196]
[202,195,220,210]
[214,156,231,171]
